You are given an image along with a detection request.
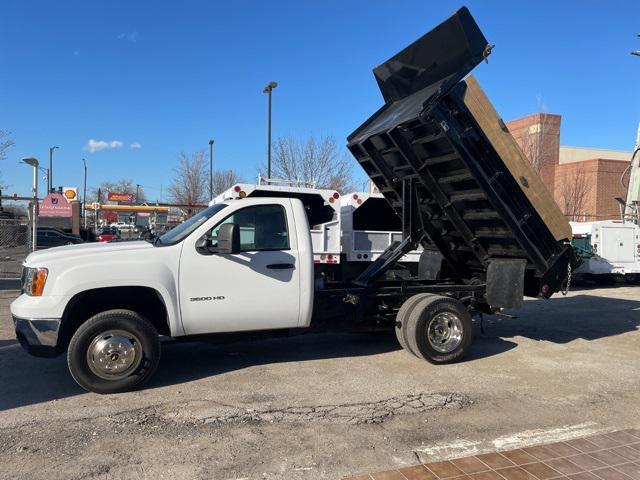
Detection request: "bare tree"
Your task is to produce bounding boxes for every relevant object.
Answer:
[0,130,13,161]
[263,135,354,191]
[559,167,589,220]
[2,202,28,218]
[213,169,243,196]
[168,151,208,214]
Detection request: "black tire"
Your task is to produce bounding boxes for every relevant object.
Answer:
[406,296,473,364]
[67,309,160,394]
[394,294,435,356]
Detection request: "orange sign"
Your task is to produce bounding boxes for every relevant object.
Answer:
[107,192,135,202]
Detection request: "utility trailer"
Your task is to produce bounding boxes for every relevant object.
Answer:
[213,182,343,264]
[11,7,580,394]
[340,191,422,263]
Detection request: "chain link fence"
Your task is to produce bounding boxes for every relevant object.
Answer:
[0,218,31,278]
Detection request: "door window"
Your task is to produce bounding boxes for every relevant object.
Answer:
[210,205,289,252]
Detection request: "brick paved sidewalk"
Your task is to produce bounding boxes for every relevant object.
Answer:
[345,430,640,480]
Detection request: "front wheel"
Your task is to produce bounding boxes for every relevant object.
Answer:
[67,309,160,394]
[406,296,473,364]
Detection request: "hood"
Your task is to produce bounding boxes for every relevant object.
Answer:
[24,240,154,267]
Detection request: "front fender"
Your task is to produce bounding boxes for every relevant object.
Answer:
[31,246,183,336]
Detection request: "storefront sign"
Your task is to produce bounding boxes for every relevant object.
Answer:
[107,192,135,202]
[39,193,72,217]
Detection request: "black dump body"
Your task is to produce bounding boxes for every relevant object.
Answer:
[347,7,577,300]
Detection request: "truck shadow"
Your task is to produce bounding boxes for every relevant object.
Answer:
[0,343,81,411]
[149,332,404,389]
[477,294,640,344]
[0,293,638,410]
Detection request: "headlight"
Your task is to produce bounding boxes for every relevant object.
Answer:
[22,267,48,296]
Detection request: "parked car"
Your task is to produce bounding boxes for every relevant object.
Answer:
[36,229,84,249]
[97,227,119,243]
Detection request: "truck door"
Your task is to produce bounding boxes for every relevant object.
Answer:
[600,226,635,263]
[179,201,302,335]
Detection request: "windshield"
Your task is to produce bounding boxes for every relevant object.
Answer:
[157,204,227,246]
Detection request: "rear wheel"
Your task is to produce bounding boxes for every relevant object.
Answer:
[67,309,160,394]
[406,296,473,364]
[394,294,434,356]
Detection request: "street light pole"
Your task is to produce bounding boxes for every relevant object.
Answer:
[262,81,278,182]
[48,146,59,192]
[22,157,39,251]
[209,139,214,199]
[82,158,87,230]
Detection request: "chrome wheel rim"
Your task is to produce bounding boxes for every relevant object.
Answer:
[427,312,464,353]
[87,329,143,380]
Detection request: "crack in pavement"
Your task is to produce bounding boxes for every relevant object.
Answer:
[200,392,470,425]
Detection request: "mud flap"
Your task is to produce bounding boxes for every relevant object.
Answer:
[486,259,526,309]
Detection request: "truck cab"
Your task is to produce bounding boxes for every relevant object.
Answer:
[12,197,314,393]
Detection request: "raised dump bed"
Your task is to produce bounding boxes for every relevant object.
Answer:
[347,7,577,299]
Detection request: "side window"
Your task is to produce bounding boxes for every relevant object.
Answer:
[210,205,289,252]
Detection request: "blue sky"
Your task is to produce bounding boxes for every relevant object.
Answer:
[1,0,639,199]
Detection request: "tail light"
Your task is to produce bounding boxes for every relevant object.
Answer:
[593,243,597,252]
[352,194,359,200]
[233,185,241,192]
[541,284,550,295]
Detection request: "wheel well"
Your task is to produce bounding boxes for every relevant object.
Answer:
[59,286,170,351]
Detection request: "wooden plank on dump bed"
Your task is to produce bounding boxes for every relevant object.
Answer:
[461,75,572,242]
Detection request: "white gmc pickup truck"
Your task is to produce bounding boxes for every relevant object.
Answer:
[11,8,576,394]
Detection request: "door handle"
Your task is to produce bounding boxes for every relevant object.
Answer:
[267,263,295,269]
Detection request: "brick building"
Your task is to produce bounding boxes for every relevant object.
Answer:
[506,114,632,221]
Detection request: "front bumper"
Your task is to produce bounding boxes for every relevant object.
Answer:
[13,316,61,357]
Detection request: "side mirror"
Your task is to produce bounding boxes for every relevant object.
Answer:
[195,235,212,253]
[216,223,240,254]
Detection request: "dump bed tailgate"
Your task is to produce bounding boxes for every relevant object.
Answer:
[347,7,576,297]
